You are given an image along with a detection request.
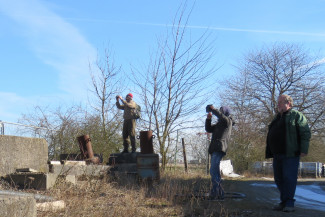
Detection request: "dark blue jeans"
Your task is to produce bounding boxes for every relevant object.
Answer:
[210,151,225,197]
[273,154,300,207]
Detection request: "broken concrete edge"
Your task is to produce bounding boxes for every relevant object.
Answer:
[61,161,86,166]
[36,200,65,212]
[50,160,102,166]
[0,193,65,213]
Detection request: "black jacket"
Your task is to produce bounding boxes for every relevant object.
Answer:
[205,108,233,154]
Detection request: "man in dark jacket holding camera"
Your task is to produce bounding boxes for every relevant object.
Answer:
[205,105,234,200]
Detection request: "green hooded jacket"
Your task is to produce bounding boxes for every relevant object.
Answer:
[266,109,311,158]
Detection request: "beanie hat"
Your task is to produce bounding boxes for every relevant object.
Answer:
[127,93,133,98]
[221,106,231,116]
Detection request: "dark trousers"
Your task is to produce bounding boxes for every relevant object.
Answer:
[273,154,300,207]
[122,119,136,152]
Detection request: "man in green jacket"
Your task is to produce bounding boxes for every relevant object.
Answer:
[116,93,137,153]
[266,94,311,212]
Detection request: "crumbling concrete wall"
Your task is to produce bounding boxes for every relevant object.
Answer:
[0,195,36,217]
[0,135,48,176]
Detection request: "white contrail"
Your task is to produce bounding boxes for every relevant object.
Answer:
[63,17,325,37]
[5,13,324,37]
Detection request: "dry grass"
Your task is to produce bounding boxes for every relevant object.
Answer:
[35,165,232,217]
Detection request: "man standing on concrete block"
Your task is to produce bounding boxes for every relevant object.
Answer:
[116,93,137,153]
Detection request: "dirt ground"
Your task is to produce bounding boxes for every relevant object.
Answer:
[212,178,325,217]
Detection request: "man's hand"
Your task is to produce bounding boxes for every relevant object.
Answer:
[207,112,212,119]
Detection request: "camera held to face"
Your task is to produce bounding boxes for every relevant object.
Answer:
[206,104,213,113]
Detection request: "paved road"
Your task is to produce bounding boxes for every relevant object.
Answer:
[219,178,325,217]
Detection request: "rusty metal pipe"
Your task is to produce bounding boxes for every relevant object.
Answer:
[139,131,154,154]
[77,135,94,159]
[84,135,94,159]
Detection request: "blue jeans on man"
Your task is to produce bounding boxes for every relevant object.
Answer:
[273,154,300,207]
[210,151,225,199]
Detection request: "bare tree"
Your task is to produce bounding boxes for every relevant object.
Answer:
[132,4,218,169]
[89,49,125,155]
[19,102,123,161]
[233,43,324,127]
[19,105,86,160]
[189,133,210,164]
[220,42,325,167]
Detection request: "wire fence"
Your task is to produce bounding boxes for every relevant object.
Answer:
[0,120,56,138]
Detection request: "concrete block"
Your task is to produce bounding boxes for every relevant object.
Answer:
[5,173,76,190]
[16,168,38,173]
[5,173,48,190]
[61,174,76,184]
[0,135,48,176]
[49,164,110,177]
[64,160,86,166]
[46,174,76,188]
[0,195,36,217]
[49,161,61,165]
[36,200,65,212]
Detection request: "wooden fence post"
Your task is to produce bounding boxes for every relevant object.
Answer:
[182,138,188,173]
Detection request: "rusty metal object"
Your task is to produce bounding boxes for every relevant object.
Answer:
[139,131,155,154]
[77,135,94,161]
[86,156,100,164]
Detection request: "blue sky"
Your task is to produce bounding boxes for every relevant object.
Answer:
[1,0,325,122]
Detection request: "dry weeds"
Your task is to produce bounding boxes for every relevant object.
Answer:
[3,167,322,217]
[34,166,233,217]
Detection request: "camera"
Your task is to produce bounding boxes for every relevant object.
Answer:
[206,104,213,113]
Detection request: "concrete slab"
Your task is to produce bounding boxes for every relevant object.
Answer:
[4,173,76,190]
[49,161,61,165]
[0,195,36,217]
[16,168,38,173]
[49,164,110,177]
[0,135,48,176]
[36,200,65,212]
[64,161,86,166]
